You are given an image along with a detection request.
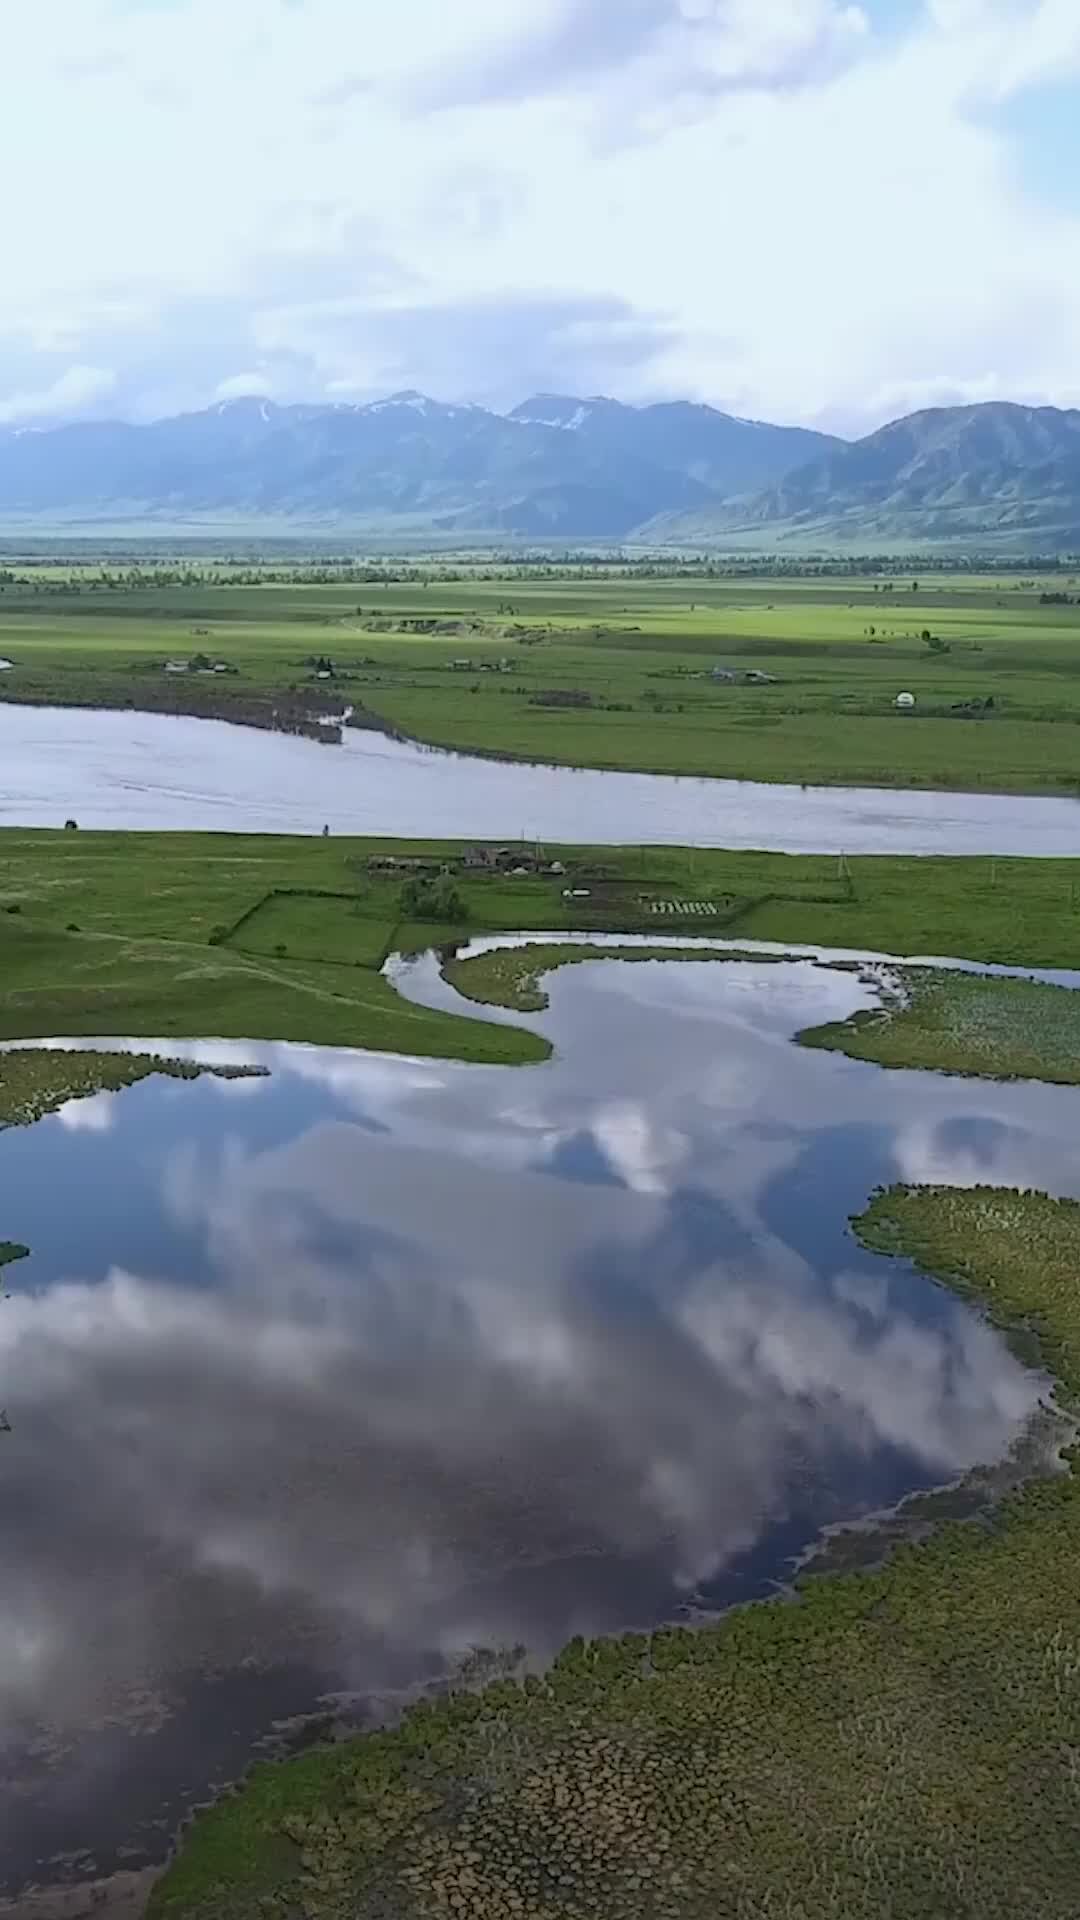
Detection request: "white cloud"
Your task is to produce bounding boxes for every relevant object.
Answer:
[0,0,1078,429]
[55,1090,117,1133]
[213,369,275,401]
[0,363,116,425]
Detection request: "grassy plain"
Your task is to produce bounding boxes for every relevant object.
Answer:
[149,1182,1080,1920]
[802,967,1080,1084]
[3,831,1080,990]
[3,563,1080,790]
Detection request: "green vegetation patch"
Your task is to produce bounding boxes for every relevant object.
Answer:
[856,1183,1080,1404]
[0,910,545,1067]
[801,965,1080,1084]
[150,1182,1080,1920]
[0,1046,263,1132]
[444,942,767,1013]
[0,1239,29,1270]
[226,891,396,968]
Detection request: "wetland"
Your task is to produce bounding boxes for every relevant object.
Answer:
[3,952,1080,1914]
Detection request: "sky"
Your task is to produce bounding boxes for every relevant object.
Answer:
[2,0,1080,436]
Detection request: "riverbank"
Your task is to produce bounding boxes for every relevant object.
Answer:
[14,699,1080,853]
[801,967,1080,1085]
[4,563,1080,797]
[148,1180,1080,1920]
[0,683,357,744]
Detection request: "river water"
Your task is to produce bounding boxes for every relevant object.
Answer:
[2,703,1080,853]
[1,953,1075,1904]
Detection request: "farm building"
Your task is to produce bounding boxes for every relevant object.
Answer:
[463,845,546,873]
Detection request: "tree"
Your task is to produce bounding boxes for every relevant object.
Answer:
[401,871,468,923]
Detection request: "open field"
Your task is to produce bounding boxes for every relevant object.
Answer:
[2,835,1080,1078]
[148,1181,1080,1920]
[3,562,1080,790]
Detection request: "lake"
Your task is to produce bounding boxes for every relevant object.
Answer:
[0,951,1074,1910]
[2,702,1080,852]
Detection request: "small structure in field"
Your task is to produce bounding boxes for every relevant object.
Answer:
[710,666,736,683]
[463,845,545,874]
[895,691,916,709]
[164,658,190,675]
[745,670,777,686]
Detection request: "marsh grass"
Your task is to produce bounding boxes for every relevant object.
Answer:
[802,965,1080,1084]
[443,942,785,1012]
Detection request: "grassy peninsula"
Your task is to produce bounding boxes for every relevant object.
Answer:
[149,1182,1080,1920]
[0,1045,264,1132]
[442,941,770,1012]
[801,966,1080,1085]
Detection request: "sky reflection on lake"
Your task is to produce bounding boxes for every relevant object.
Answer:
[0,955,1073,1899]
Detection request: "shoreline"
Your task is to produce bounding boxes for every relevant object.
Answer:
[4,690,1080,803]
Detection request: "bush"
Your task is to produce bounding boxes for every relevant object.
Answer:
[400,872,468,923]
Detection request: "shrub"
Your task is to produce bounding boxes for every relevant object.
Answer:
[401,873,468,923]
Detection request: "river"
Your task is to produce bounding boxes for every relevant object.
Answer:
[1,703,1079,853]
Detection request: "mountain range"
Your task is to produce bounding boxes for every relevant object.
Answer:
[652,402,1080,548]
[1,391,1079,546]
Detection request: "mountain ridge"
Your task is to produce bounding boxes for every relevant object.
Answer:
[0,391,840,536]
[649,401,1080,547]
[3,393,1080,544]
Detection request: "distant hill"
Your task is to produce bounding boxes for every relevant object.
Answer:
[648,403,1080,547]
[0,391,841,538]
[507,394,837,499]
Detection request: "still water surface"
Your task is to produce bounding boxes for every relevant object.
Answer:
[1,956,1075,1900]
[3,702,1080,852]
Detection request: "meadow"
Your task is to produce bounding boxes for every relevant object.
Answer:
[3,561,1080,790]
